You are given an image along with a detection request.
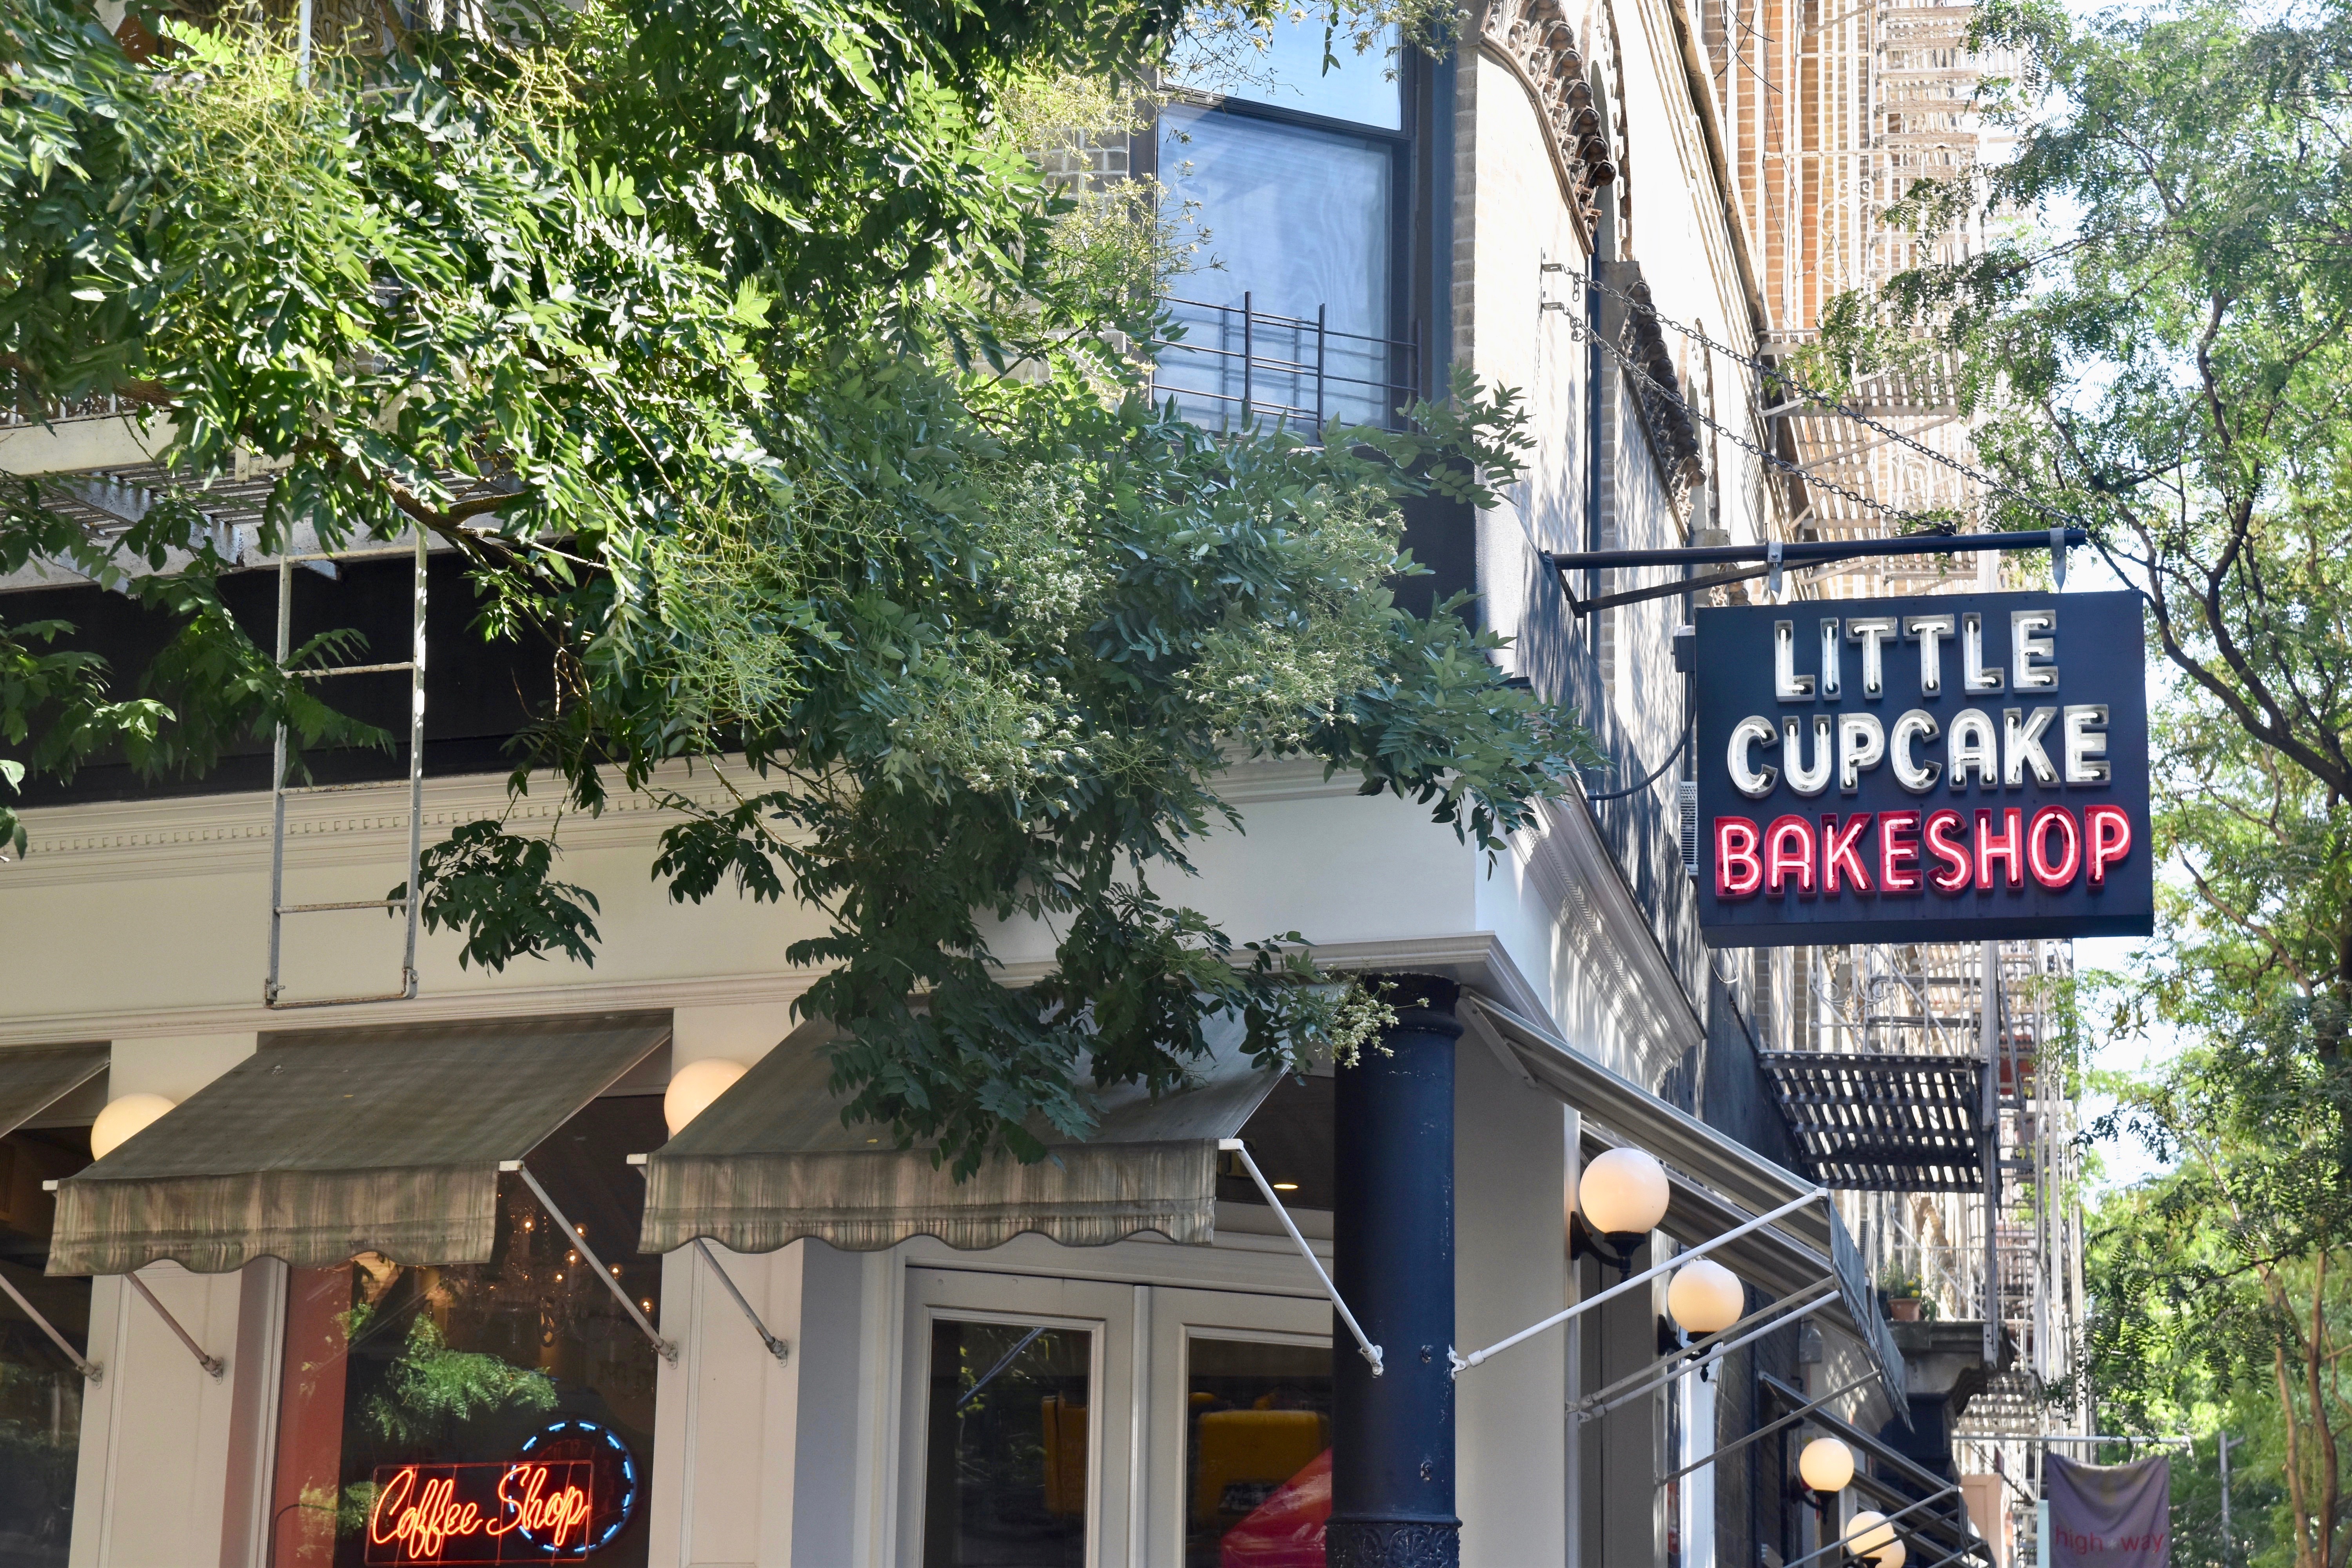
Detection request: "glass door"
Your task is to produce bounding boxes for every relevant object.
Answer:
[1143,1288,1332,1568]
[900,1271,1138,1568]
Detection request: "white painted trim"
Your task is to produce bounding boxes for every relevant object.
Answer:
[1516,794,1706,1084]
[0,932,1537,1050]
[221,1259,289,1568]
[0,759,1350,887]
[0,415,171,478]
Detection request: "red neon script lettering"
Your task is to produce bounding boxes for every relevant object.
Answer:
[365,1461,594,1564]
[370,1468,485,1561]
[492,1463,593,1550]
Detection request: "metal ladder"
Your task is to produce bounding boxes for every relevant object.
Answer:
[263,526,427,1009]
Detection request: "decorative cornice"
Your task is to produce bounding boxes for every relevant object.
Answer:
[0,969,821,1049]
[1612,270,1711,517]
[0,769,737,887]
[1478,0,1618,233]
[0,755,1353,888]
[1508,793,1704,1091]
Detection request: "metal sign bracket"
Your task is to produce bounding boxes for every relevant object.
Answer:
[1545,526,2086,617]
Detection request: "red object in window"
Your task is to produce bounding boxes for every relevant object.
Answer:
[1220,1448,1331,1568]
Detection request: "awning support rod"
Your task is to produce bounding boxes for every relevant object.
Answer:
[1573,1281,1841,1422]
[124,1270,223,1379]
[1655,1370,1880,1488]
[1219,1139,1382,1376]
[506,1162,678,1365]
[0,1269,101,1381]
[1577,1302,1831,1424]
[1779,1483,1965,1568]
[1452,1187,1825,1376]
[1957,1432,2192,1446]
[691,1239,790,1363]
[1573,1276,1837,1414]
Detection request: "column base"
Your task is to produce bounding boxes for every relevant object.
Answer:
[1326,1516,1463,1568]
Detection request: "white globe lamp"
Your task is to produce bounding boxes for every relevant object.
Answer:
[1798,1436,1856,1495]
[89,1092,176,1161]
[664,1058,749,1135]
[1577,1147,1670,1238]
[1844,1509,1906,1566]
[1666,1258,1745,1336]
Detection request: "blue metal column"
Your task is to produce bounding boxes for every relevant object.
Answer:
[1329,974,1461,1568]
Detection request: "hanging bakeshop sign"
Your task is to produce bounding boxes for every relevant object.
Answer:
[1693,589,2153,947]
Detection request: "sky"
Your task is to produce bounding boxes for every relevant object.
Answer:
[2056,547,2187,1194]
[2070,934,2185,1191]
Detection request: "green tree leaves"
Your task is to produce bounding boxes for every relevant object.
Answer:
[394,820,603,971]
[1,0,1584,1171]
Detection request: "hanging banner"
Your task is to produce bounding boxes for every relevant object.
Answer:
[2046,1454,2170,1567]
[1693,589,2153,947]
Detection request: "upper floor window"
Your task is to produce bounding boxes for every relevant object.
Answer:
[1165,15,1403,130]
[1151,19,1414,436]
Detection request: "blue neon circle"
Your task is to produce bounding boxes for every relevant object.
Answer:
[517,1417,640,1551]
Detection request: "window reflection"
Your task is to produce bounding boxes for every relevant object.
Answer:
[267,1096,664,1568]
[922,1320,1093,1568]
[1185,1337,1332,1568]
[0,1127,91,1568]
[1156,107,1399,433]
[1166,15,1403,130]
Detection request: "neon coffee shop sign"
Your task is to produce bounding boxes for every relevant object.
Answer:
[1693,589,2154,947]
[364,1459,595,1564]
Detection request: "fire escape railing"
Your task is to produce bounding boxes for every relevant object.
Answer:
[1150,292,1419,437]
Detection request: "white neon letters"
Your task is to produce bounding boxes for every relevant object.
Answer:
[1889,710,1941,793]
[1728,715,1779,799]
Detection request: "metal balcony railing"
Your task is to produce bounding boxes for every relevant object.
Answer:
[1,392,130,427]
[1151,292,1419,437]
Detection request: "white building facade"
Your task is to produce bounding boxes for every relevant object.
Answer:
[0,4,2002,1566]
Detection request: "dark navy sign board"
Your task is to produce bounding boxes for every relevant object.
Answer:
[1695,589,2152,947]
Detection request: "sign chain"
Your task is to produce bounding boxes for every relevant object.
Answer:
[1577,272,2100,536]
[1569,302,1949,535]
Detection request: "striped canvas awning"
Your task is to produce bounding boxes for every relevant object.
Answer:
[47,1013,667,1276]
[639,1015,1283,1255]
[0,1043,107,1140]
[1465,995,1908,1407]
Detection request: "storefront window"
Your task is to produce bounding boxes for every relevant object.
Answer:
[1184,1337,1331,1568]
[921,1320,1093,1567]
[266,1096,664,1568]
[0,1127,91,1568]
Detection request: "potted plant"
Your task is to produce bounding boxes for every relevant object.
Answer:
[1879,1264,1926,1322]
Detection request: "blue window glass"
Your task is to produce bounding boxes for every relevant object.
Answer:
[1156,106,1399,433]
